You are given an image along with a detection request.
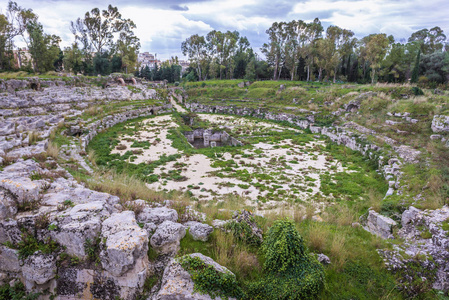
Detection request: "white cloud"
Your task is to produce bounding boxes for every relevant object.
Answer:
[0,0,448,58]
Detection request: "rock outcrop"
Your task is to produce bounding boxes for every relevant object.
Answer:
[154,253,235,300]
[150,220,186,254]
[364,210,397,239]
[431,115,449,133]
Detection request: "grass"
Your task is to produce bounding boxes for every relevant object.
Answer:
[46,142,59,159]
[45,79,449,299]
[85,170,165,204]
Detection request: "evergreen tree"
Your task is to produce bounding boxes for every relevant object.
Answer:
[244,58,256,80]
[411,49,421,83]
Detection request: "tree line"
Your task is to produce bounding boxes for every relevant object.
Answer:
[0,1,141,76]
[182,19,449,85]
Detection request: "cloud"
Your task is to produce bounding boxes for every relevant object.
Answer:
[170,4,189,11]
[0,0,448,59]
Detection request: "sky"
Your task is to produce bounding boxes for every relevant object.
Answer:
[1,0,448,60]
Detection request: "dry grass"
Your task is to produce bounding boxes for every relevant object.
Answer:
[195,194,247,222]
[420,195,444,210]
[307,222,328,253]
[308,103,319,111]
[287,86,306,93]
[86,105,102,116]
[122,201,146,215]
[46,142,59,159]
[330,233,347,270]
[169,192,193,222]
[0,71,31,79]
[87,149,97,166]
[28,131,40,145]
[325,205,355,227]
[368,189,382,212]
[305,204,315,220]
[212,231,261,278]
[87,170,164,204]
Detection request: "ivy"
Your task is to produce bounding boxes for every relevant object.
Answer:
[247,219,325,299]
[179,255,244,300]
[224,219,262,247]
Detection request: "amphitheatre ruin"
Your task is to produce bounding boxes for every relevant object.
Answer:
[0,75,448,299]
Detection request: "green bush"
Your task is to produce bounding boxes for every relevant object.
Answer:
[0,282,40,300]
[247,219,325,299]
[411,86,424,96]
[179,255,244,299]
[224,219,262,247]
[4,231,59,260]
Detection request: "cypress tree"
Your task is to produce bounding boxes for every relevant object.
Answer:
[411,49,421,83]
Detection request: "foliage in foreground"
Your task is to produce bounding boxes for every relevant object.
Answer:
[247,219,325,299]
[0,282,40,300]
[180,255,244,299]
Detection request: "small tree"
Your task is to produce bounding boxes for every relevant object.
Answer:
[244,58,256,81]
[248,219,325,299]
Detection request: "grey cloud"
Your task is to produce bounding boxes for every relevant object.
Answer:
[170,4,189,11]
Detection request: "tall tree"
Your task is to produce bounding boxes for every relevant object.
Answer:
[408,27,446,54]
[206,30,238,79]
[71,5,138,54]
[63,43,83,74]
[27,22,61,73]
[262,22,288,80]
[304,18,323,81]
[411,49,421,83]
[181,34,208,81]
[362,33,391,84]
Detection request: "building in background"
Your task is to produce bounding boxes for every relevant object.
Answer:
[138,52,160,70]
[13,49,32,69]
[178,60,190,73]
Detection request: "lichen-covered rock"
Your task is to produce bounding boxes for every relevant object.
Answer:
[0,160,43,206]
[137,207,178,225]
[0,245,20,273]
[0,187,17,220]
[0,219,22,244]
[365,210,397,239]
[50,201,109,258]
[150,221,186,254]
[211,219,230,229]
[380,206,449,292]
[184,221,213,242]
[317,253,331,265]
[154,253,234,300]
[431,115,449,133]
[22,251,57,285]
[100,211,149,277]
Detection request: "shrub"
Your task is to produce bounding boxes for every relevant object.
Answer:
[0,282,40,300]
[84,236,101,264]
[247,219,325,299]
[224,219,262,247]
[411,86,424,96]
[7,231,60,260]
[179,255,244,299]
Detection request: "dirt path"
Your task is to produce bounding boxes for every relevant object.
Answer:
[170,96,187,113]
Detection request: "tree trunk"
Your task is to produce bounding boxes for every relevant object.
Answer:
[273,56,278,80]
[306,65,310,81]
[371,68,375,84]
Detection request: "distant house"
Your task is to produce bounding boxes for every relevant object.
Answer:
[13,49,32,69]
[178,60,190,73]
[138,52,161,70]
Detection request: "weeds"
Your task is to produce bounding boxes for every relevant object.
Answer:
[46,142,59,159]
